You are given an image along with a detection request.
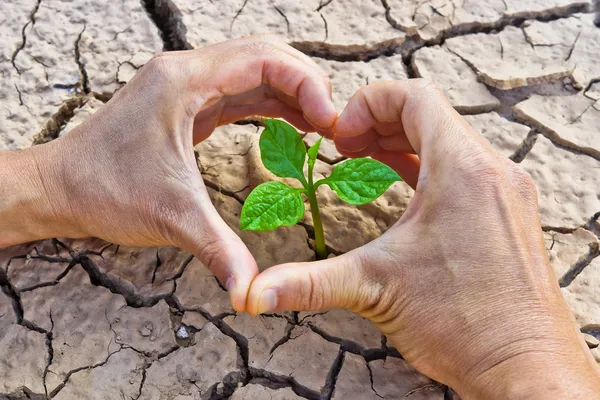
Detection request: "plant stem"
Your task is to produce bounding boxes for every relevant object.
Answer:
[307,164,327,260]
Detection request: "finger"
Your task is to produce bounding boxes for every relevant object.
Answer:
[336,140,382,158]
[335,80,475,162]
[372,151,420,190]
[376,134,415,153]
[208,98,316,132]
[335,128,379,154]
[175,193,259,312]
[246,249,373,315]
[186,36,337,130]
[374,121,406,137]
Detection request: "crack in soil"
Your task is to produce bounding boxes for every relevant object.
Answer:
[316,0,334,12]
[559,246,600,287]
[230,0,250,33]
[366,361,384,398]
[273,6,291,34]
[133,363,148,400]
[32,95,88,145]
[11,0,42,75]
[74,24,90,94]
[151,249,162,284]
[509,129,539,163]
[79,255,174,308]
[382,0,591,46]
[42,313,54,398]
[203,177,246,205]
[321,348,344,399]
[48,347,123,398]
[141,0,192,51]
[305,323,399,362]
[320,12,329,42]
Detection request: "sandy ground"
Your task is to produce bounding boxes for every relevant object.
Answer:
[1,0,599,399]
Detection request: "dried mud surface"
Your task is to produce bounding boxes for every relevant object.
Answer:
[1,0,599,399]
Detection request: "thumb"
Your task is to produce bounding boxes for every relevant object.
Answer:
[175,196,259,313]
[246,248,378,316]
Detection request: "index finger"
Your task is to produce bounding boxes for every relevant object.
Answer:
[183,35,337,131]
[334,79,481,161]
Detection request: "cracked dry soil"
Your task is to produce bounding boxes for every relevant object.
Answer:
[1,0,600,399]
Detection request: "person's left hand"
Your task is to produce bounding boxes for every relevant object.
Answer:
[6,35,336,311]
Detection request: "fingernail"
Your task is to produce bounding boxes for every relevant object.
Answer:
[258,288,278,314]
[305,113,336,132]
[226,276,235,293]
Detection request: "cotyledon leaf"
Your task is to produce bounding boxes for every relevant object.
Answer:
[260,119,307,183]
[318,158,401,205]
[240,181,305,231]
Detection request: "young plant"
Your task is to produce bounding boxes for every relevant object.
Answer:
[240,119,401,260]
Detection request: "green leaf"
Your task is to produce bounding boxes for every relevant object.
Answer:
[260,119,306,182]
[307,137,323,168]
[321,158,401,205]
[240,182,305,231]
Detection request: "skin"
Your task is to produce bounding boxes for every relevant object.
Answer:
[1,37,599,399]
[0,35,337,312]
[247,80,600,399]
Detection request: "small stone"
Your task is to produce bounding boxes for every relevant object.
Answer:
[176,326,189,340]
[140,323,238,398]
[139,327,152,337]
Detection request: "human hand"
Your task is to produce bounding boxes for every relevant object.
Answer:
[0,35,336,312]
[245,80,600,398]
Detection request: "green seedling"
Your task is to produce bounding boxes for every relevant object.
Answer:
[240,119,401,260]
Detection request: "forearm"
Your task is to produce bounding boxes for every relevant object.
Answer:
[0,142,79,247]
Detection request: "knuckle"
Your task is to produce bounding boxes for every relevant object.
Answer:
[152,188,198,241]
[408,78,444,99]
[456,148,503,183]
[242,38,277,57]
[250,33,283,44]
[410,77,437,91]
[195,237,226,273]
[297,270,328,310]
[146,53,175,76]
[142,53,183,90]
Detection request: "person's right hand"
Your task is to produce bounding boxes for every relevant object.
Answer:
[246,80,600,399]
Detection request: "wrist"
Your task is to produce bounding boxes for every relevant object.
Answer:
[460,346,600,400]
[0,140,83,247]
